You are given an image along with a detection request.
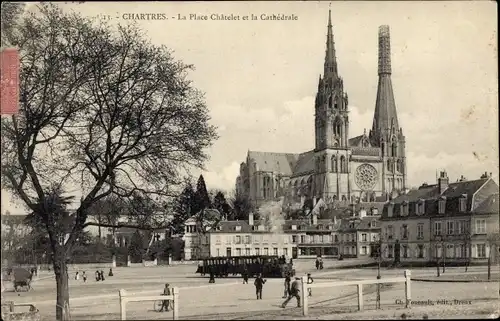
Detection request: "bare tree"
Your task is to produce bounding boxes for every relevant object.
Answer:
[1,4,217,320]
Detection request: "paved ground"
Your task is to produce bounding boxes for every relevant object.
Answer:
[2,259,499,320]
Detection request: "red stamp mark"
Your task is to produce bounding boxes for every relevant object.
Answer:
[1,47,20,115]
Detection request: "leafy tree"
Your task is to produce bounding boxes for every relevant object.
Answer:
[212,190,232,220]
[172,181,196,235]
[194,175,211,214]
[0,3,217,320]
[230,190,254,221]
[1,1,25,47]
[302,198,314,215]
[128,230,145,263]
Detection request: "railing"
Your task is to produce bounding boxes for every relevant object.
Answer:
[300,270,412,316]
[118,288,179,320]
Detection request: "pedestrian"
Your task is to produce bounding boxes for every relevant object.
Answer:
[108,268,113,277]
[95,270,100,282]
[82,271,87,283]
[160,283,171,312]
[242,265,249,284]
[307,273,314,297]
[254,273,266,300]
[282,277,301,308]
[282,273,291,298]
[75,271,79,281]
[315,258,320,270]
[209,267,215,283]
[100,270,105,281]
[319,258,324,270]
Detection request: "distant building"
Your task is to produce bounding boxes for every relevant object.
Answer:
[182,199,385,260]
[236,12,407,208]
[380,171,499,265]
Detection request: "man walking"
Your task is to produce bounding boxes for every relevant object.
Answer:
[282,272,291,298]
[282,277,301,308]
[254,273,266,300]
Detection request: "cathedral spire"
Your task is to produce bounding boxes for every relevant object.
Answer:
[324,9,338,79]
[371,25,399,142]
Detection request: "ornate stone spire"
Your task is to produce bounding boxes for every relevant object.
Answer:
[371,25,399,144]
[324,9,338,79]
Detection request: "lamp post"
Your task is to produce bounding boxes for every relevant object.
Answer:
[435,235,441,277]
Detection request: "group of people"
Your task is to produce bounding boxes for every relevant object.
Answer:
[74,268,113,283]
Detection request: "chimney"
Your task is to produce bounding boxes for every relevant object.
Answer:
[248,212,254,226]
[359,207,367,218]
[333,216,337,225]
[438,170,449,194]
[313,197,317,207]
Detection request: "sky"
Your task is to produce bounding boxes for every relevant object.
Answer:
[1,1,498,214]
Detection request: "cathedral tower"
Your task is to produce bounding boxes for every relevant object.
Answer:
[369,25,406,195]
[314,10,351,201]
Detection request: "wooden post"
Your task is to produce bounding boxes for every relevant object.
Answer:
[172,287,179,320]
[301,275,308,316]
[357,283,364,311]
[404,270,411,309]
[119,289,127,320]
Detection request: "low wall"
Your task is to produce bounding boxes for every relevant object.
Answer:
[67,263,114,271]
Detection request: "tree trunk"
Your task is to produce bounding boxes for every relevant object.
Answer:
[53,249,70,321]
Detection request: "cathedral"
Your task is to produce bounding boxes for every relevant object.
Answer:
[236,10,407,208]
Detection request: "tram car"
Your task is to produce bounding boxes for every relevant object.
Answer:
[196,255,295,278]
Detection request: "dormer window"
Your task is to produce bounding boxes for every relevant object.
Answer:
[459,195,467,212]
[438,197,446,214]
[216,226,222,231]
[371,220,377,228]
[258,225,265,231]
[327,225,333,230]
[235,226,241,231]
[291,224,297,230]
[371,208,379,215]
[318,224,324,230]
[387,203,394,217]
[416,200,425,215]
[401,201,409,216]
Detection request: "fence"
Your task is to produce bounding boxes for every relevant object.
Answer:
[300,270,412,316]
[118,288,179,320]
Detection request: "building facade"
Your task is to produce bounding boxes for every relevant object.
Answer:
[183,201,384,260]
[380,171,499,265]
[236,12,407,208]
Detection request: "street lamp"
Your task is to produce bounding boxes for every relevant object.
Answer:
[435,235,442,277]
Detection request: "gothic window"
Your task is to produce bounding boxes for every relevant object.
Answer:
[331,156,338,173]
[340,155,346,173]
[329,96,333,109]
[381,143,385,157]
[334,102,338,109]
[391,142,397,157]
[400,161,404,174]
[293,181,298,198]
[386,160,392,172]
[307,176,313,197]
